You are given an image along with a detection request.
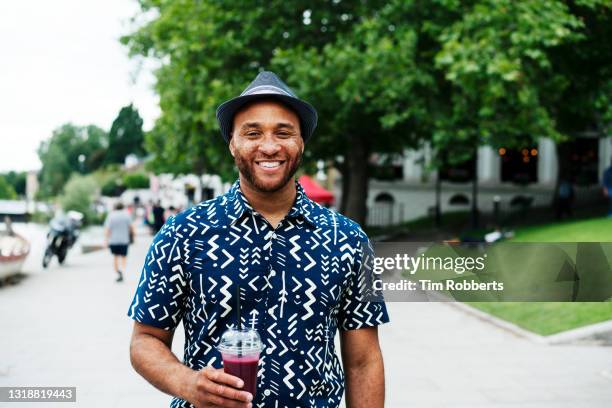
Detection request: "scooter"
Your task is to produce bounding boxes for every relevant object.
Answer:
[42,211,83,268]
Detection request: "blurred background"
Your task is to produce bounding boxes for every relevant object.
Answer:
[1,1,611,407]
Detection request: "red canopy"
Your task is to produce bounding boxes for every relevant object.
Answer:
[298,175,335,205]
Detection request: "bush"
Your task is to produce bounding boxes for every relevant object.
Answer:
[0,175,17,199]
[101,178,126,197]
[123,172,150,189]
[59,175,97,224]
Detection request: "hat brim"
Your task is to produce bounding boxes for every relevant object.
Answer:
[216,94,318,143]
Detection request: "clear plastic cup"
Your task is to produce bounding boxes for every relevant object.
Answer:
[217,328,263,397]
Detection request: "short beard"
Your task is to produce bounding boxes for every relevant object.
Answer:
[235,152,302,193]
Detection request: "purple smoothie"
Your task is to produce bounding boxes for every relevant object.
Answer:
[222,354,260,397]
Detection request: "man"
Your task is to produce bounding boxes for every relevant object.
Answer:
[128,71,389,407]
[604,158,612,217]
[104,202,134,282]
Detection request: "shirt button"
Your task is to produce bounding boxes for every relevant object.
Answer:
[271,233,277,239]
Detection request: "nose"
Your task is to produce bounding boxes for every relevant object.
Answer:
[257,134,281,156]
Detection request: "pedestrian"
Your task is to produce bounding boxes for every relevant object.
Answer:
[127,71,389,407]
[104,202,134,282]
[152,200,166,233]
[603,158,612,217]
[555,176,575,220]
[167,205,179,218]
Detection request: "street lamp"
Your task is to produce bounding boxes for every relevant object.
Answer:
[78,154,86,173]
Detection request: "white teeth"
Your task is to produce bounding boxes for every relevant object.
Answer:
[259,161,281,168]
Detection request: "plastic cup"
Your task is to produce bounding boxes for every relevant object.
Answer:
[217,328,263,397]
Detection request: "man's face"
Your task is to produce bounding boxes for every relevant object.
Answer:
[229,100,304,193]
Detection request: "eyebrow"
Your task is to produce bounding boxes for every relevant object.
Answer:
[238,122,297,131]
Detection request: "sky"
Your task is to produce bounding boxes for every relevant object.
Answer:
[0,0,159,173]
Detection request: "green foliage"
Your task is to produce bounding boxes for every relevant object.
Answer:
[1,171,27,196]
[106,104,146,164]
[122,0,389,179]
[101,178,125,197]
[37,124,108,197]
[59,175,98,224]
[122,172,150,189]
[432,0,605,150]
[0,175,17,199]
[122,0,611,216]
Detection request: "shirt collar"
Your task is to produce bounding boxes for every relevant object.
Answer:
[225,179,318,228]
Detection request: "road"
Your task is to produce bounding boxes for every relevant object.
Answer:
[1,223,611,407]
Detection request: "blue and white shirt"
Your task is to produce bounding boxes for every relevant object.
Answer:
[127,180,390,408]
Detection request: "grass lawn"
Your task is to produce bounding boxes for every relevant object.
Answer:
[471,216,612,335]
[467,302,612,336]
[512,216,612,242]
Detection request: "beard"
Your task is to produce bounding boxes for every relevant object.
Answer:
[234,151,303,193]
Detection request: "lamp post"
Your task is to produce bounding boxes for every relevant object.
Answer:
[78,154,86,173]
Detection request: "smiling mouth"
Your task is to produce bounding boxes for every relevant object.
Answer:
[255,160,286,170]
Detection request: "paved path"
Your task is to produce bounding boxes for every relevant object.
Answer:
[1,224,611,407]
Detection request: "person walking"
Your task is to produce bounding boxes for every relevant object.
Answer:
[127,71,389,408]
[104,202,134,282]
[152,200,166,234]
[603,158,612,217]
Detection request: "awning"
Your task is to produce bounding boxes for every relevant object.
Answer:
[298,175,335,206]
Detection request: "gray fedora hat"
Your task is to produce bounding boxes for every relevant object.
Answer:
[216,71,318,143]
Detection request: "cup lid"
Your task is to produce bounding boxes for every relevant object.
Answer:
[217,328,263,354]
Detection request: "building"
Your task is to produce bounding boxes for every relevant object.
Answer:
[353,136,612,226]
[116,173,230,212]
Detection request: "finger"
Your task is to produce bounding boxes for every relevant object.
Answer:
[203,379,253,403]
[204,393,252,408]
[205,368,246,390]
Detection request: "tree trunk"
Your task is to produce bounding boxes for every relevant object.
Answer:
[342,135,370,226]
[551,142,567,208]
[435,169,442,228]
[339,159,350,215]
[471,145,479,229]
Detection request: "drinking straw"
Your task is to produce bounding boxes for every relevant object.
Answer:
[236,284,243,357]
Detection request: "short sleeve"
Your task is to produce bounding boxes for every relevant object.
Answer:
[127,215,188,330]
[338,235,390,331]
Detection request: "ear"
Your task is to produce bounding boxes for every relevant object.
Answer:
[229,137,236,158]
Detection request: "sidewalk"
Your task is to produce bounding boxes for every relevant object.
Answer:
[1,227,611,407]
[381,302,612,407]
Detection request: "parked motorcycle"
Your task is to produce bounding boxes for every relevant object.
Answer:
[42,211,83,268]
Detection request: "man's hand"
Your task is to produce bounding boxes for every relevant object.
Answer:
[184,367,253,408]
[130,322,253,408]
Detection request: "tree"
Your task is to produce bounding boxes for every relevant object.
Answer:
[123,0,611,225]
[0,175,17,199]
[59,175,98,224]
[1,171,26,197]
[37,124,107,197]
[106,104,146,164]
[432,0,611,225]
[122,0,421,224]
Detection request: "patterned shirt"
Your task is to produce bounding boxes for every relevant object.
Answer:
[127,180,390,407]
